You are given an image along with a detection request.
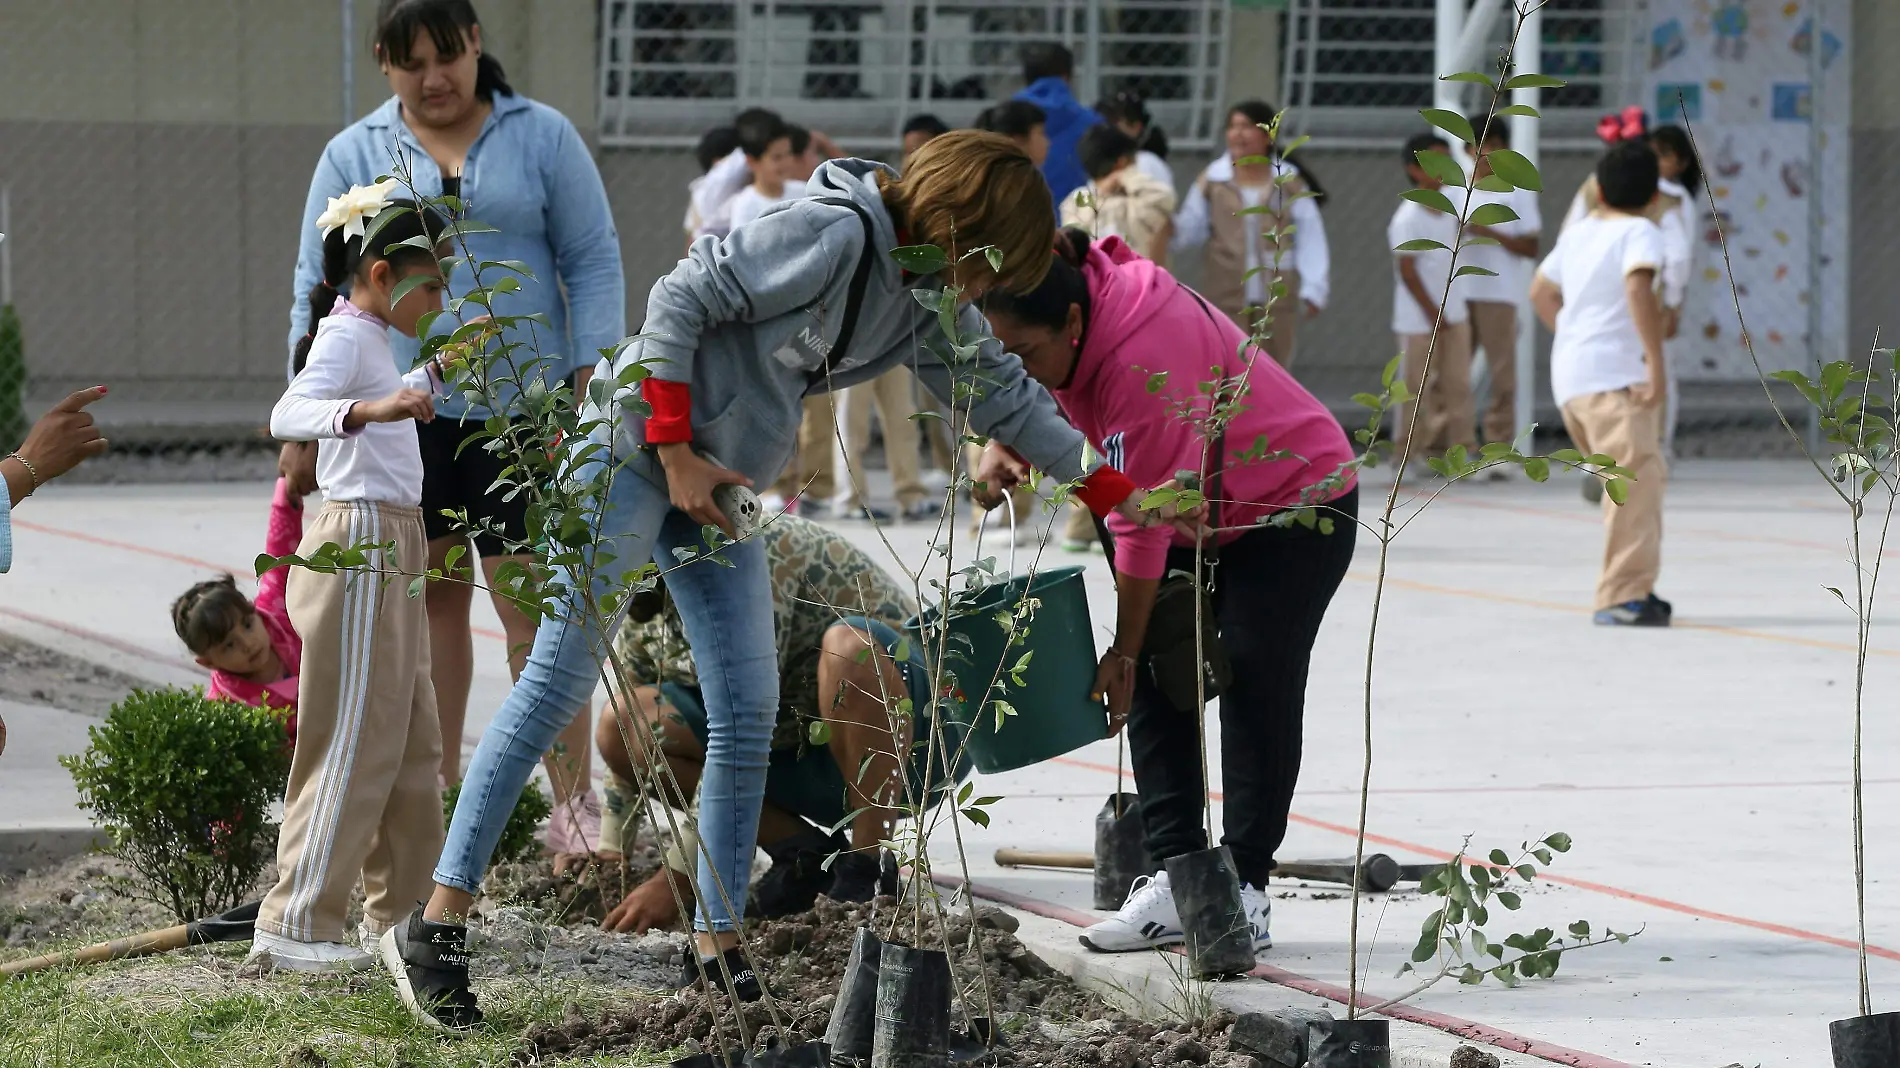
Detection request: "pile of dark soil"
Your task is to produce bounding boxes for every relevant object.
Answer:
[515,893,1261,1067]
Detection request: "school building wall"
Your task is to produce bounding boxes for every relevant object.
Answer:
[0,0,1889,445]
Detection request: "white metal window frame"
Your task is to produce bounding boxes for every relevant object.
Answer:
[1278,0,1647,141]
[597,0,1232,149]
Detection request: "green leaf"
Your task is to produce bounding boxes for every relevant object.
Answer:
[1395,239,1450,253]
[1523,457,1550,482]
[1488,848,1511,867]
[1414,148,1468,188]
[479,259,538,280]
[389,272,438,311]
[1493,104,1541,119]
[1146,371,1169,393]
[963,807,991,828]
[361,205,415,250]
[1568,920,1591,938]
[1504,73,1567,91]
[1604,477,1630,506]
[1441,71,1496,88]
[1420,108,1477,146]
[1485,149,1542,191]
[1544,832,1573,853]
[808,719,832,746]
[983,246,1004,274]
[1474,174,1516,193]
[1495,890,1523,910]
[407,575,428,599]
[890,244,949,275]
[1455,265,1499,278]
[1468,203,1521,227]
[1400,188,1459,217]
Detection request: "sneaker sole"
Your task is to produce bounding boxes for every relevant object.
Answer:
[1077,930,1185,953]
[377,927,468,1034]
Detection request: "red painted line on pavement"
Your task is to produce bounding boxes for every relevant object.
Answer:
[1050,754,1900,963]
[12,518,510,641]
[946,876,1634,1068]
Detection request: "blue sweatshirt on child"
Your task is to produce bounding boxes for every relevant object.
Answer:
[1014,77,1103,210]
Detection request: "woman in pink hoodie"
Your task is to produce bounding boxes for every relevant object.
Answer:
[977,232,1358,954]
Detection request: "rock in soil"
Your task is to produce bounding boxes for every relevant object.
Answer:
[1449,1046,1503,1068]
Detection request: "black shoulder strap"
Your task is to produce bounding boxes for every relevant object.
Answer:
[808,196,877,388]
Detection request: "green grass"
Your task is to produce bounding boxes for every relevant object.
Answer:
[0,946,673,1068]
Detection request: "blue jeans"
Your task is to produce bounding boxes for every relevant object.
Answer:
[434,432,778,933]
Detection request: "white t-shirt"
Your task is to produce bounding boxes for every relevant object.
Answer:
[1537,213,1665,405]
[1388,197,1468,335]
[725,180,809,232]
[1459,186,1541,304]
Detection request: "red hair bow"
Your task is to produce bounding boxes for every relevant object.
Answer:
[1597,105,1647,144]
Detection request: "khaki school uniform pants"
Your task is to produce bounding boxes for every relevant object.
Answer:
[1396,321,1475,458]
[257,501,444,944]
[1561,389,1667,609]
[1467,300,1519,445]
[771,394,838,502]
[836,368,927,511]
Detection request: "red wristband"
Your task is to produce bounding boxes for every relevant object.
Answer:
[1075,466,1138,517]
[641,379,693,444]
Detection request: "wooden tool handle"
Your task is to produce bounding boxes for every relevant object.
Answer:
[0,924,190,978]
[993,848,1096,869]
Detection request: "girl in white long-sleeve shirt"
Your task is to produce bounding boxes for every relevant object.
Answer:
[1172,101,1330,367]
[253,184,457,975]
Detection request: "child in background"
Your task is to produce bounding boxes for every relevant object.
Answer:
[901,114,949,167]
[1064,125,1177,265]
[684,126,741,254]
[254,184,455,972]
[1648,124,1702,457]
[725,113,805,231]
[1389,133,1474,462]
[692,107,786,241]
[1094,90,1175,196]
[172,479,306,736]
[975,101,1051,170]
[1530,141,1672,627]
[1460,121,1542,468]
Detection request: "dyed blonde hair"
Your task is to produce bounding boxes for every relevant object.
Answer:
[879,129,1056,294]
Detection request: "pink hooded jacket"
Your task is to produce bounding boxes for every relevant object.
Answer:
[204,479,304,739]
[1052,238,1355,580]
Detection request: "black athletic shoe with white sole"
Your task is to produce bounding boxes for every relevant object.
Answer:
[674,945,764,1002]
[379,907,483,1032]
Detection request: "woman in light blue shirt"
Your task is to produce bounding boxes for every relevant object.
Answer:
[281,0,624,843]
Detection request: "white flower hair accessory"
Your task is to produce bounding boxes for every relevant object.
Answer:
[315,178,403,243]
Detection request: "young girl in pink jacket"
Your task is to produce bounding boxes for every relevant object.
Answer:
[978,232,1358,956]
[172,478,306,740]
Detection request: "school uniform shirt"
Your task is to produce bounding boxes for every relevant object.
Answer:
[1388,198,1470,335]
[1655,177,1696,309]
[1459,186,1541,305]
[1173,155,1331,310]
[1536,213,1664,406]
[724,180,810,231]
[270,299,447,505]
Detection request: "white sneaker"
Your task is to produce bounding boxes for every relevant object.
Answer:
[1078,872,1183,952]
[1241,883,1273,950]
[358,920,393,954]
[248,929,374,973]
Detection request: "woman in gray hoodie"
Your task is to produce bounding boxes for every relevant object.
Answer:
[381,131,1174,1029]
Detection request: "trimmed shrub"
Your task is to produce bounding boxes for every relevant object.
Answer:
[442,778,552,867]
[61,688,292,922]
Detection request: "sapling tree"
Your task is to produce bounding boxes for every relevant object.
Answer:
[1677,110,1886,1020]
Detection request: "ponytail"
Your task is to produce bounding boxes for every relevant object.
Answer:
[475,52,514,99]
[294,229,351,375]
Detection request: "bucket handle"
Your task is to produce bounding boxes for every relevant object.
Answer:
[973,495,1019,580]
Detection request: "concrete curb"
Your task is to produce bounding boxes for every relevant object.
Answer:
[990,905,1536,1068]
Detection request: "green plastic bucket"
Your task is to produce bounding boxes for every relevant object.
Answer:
[911,564,1107,774]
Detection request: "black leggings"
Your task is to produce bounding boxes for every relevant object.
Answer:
[1124,487,1358,888]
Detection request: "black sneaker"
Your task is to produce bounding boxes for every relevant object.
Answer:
[1647,592,1674,619]
[378,907,483,1032]
[1593,597,1670,627]
[827,849,882,903]
[674,945,764,1002]
[750,826,845,918]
